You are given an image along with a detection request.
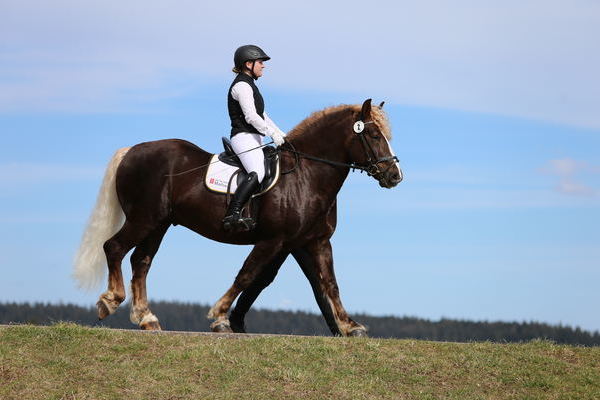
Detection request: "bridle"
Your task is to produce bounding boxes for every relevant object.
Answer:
[280,116,399,179]
[351,119,399,178]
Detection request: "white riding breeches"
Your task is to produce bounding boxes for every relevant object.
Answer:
[230,132,265,183]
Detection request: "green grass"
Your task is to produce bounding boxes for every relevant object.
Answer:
[1,323,599,400]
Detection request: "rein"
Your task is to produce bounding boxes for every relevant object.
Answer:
[280,142,372,175]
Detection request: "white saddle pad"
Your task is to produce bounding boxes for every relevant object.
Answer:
[204,154,279,196]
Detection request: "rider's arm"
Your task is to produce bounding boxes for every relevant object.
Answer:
[263,112,286,137]
[231,82,275,136]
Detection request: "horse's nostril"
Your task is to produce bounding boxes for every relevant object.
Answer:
[387,171,403,185]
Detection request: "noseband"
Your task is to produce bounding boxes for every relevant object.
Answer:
[280,117,399,179]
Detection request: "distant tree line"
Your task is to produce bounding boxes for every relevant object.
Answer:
[1,301,598,346]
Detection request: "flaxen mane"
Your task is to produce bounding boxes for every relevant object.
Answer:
[288,104,392,140]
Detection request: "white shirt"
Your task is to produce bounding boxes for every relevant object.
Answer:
[230,81,286,138]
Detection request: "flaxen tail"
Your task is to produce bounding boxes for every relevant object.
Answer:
[73,147,131,290]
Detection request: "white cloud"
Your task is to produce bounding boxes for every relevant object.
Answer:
[540,158,599,197]
[544,158,583,177]
[1,1,600,128]
[556,180,595,196]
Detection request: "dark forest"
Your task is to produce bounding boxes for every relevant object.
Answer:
[1,301,598,346]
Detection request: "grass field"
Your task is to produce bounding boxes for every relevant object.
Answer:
[1,323,599,400]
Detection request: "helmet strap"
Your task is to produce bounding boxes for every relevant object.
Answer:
[242,60,258,80]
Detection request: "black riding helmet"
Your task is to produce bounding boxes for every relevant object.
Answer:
[233,45,270,78]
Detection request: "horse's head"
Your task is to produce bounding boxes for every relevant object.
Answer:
[346,99,403,188]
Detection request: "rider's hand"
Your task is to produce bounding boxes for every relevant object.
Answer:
[271,131,285,147]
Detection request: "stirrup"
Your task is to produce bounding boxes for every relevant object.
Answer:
[237,216,256,231]
[223,214,256,232]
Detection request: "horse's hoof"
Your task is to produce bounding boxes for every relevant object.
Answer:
[140,320,162,331]
[349,328,368,338]
[211,321,233,333]
[96,300,111,320]
[229,318,246,334]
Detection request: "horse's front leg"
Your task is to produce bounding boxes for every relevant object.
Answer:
[207,240,285,333]
[292,238,368,337]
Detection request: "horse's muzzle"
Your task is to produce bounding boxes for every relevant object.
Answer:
[377,170,402,188]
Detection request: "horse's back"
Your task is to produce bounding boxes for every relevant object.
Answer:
[129,138,209,159]
[116,139,211,219]
[120,138,211,172]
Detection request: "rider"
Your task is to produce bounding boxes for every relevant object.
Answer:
[223,45,286,231]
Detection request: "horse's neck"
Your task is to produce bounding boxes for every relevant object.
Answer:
[286,112,352,201]
[288,111,352,164]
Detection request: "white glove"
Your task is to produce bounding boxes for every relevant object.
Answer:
[270,130,285,147]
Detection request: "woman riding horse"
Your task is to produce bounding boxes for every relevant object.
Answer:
[73,89,403,336]
[224,45,286,232]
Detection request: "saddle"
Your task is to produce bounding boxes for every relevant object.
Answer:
[204,137,280,195]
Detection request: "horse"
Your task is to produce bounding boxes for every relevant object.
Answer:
[73,99,403,337]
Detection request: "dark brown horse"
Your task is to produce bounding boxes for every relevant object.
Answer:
[73,99,402,336]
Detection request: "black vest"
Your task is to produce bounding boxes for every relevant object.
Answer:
[228,73,265,137]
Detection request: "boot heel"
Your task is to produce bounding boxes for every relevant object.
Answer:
[222,172,259,231]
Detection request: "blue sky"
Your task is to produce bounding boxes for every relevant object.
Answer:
[1,1,599,332]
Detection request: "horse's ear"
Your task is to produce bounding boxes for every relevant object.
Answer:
[379,101,385,108]
[360,98,372,120]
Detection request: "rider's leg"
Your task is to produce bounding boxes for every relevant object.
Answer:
[223,172,259,231]
[231,132,265,183]
[223,133,264,231]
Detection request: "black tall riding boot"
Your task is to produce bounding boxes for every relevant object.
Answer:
[223,172,259,231]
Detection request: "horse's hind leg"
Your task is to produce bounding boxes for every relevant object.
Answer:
[207,241,285,332]
[229,252,289,333]
[97,221,153,320]
[129,223,169,330]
